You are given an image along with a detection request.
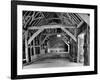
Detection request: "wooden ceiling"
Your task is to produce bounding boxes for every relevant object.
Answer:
[22,11,89,45]
[23,11,83,29]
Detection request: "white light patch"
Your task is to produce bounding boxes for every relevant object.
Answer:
[57,34,61,37]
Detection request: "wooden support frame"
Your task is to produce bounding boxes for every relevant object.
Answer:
[28,25,75,30]
[28,25,76,45]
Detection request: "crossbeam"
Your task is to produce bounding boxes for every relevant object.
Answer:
[28,25,75,30]
[28,25,76,45]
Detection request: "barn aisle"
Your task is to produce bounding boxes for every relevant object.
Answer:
[23,57,83,69]
[22,11,90,69]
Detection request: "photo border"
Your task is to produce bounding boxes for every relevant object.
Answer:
[11,0,98,79]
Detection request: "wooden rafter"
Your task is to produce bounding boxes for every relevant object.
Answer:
[75,13,83,21]
[77,20,84,28]
[72,13,80,23]
[29,11,36,25]
[23,11,84,29]
[69,13,78,25]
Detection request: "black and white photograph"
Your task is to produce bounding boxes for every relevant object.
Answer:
[11,1,97,79]
[22,11,90,69]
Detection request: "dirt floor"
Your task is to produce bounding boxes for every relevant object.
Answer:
[23,57,83,69]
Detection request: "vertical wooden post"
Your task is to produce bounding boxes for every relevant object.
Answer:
[84,24,90,65]
[30,44,32,61]
[33,39,36,57]
[75,27,78,62]
[29,32,32,62]
[25,31,29,62]
[39,37,41,55]
[87,26,90,65]
[77,36,80,63]
[76,27,80,63]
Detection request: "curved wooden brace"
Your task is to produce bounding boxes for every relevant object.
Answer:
[61,27,77,42]
[28,29,44,44]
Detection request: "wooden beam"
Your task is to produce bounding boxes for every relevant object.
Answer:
[25,31,29,62]
[40,35,48,45]
[40,34,53,45]
[62,38,70,53]
[33,40,36,57]
[61,27,77,42]
[61,33,69,40]
[71,13,80,24]
[28,29,44,44]
[77,20,84,28]
[77,36,80,63]
[62,38,69,46]
[28,25,75,30]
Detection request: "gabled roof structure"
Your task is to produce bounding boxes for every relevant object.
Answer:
[23,11,84,29]
[22,11,89,45]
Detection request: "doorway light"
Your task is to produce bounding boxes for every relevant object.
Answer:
[57,34,61,37]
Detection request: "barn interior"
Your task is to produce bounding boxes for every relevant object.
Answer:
[22,11,90,69]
